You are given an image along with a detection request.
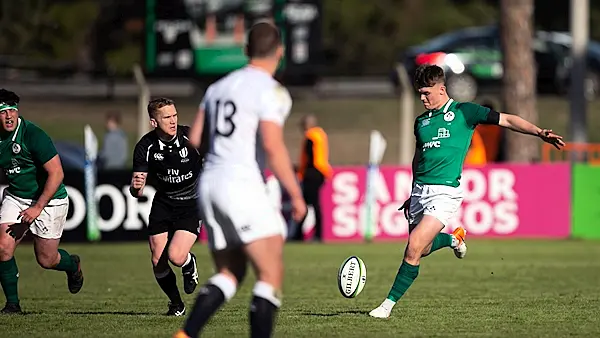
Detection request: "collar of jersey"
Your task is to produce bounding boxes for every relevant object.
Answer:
[427,98,454,117]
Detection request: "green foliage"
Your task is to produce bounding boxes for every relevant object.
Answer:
[0,0,99,64]
[105,44,142,76]
[323,0,498,75]
[39,1,99,62]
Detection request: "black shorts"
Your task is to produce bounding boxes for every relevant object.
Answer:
[147,197,201,237]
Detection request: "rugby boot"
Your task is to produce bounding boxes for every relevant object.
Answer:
[1,302,22,314]
[182,253,199,294]
[166,301,186,316]
[368,298,394,319]
[173,330,190,338]
[452,227,467,259]
[67,255,84,294]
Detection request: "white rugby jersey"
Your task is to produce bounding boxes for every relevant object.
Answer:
[199,66,292,181]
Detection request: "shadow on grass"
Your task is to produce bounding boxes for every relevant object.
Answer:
[66,310,155,316]
[302,310,369,317]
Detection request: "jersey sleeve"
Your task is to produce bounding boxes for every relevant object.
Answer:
[24,123,59,164]
[461,102,492,128]
[257,84,292,126]
[132,139,150,172]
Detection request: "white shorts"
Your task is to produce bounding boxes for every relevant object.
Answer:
[408,183,463,228]
[0,191,69,239]
[198,174,287,251]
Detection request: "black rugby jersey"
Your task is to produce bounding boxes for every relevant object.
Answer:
[133,125,204,201]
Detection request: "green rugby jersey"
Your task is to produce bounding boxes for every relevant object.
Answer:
[0,117,68,200]
[413,99,493,187]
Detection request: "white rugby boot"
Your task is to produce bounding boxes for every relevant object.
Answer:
[369,298,395,319]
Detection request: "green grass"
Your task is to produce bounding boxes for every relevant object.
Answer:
[3,240,600,337]
[19,95,600,165]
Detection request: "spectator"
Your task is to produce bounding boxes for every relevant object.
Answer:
[479,100,506,162]
[99,111,128,170]
[465,128,487,166]
[295,114,333,242]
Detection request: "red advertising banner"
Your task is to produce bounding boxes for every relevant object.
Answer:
[320,164,571,242]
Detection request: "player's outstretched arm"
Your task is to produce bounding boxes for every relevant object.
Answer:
[498,113,565,150]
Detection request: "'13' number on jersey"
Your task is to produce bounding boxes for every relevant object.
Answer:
[215,100,237,137]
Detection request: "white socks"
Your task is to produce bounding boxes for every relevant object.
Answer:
[382,298,396,310]
[253,281,281,308]
[208,273,237,301]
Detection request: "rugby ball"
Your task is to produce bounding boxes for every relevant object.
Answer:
[337,256,367,298]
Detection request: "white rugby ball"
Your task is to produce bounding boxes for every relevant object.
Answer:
[337,256,367,298]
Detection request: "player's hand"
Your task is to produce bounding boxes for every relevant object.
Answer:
[398,198,410,220]
[538,129,565,150]
[19,205,43,225]
[131,173,147,189]
[291,196,307,223]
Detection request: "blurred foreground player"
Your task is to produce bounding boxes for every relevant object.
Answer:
[369,64,565,319]
[174,22,307,338]
[130,98,205,316]
[0,89,83,314]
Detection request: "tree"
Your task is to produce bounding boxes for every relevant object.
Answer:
[500,0,538,162]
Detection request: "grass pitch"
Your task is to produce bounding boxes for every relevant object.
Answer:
[3,240,600,338]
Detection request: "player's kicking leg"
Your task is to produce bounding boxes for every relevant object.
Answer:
[167,229,200,295]
[174,248,248,338]
[369,213,466,319]
[149,232,186,316]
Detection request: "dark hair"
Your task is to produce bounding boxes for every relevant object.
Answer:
[414,64,446,89]
[106,110,121,124]
[246,21,282,58]
[0,89,20,106]
[148,97,175,118]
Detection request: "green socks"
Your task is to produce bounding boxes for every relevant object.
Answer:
[53,249,78,273]
[386,261,419,302]
[0,257,20,304]
[422,233,454,257]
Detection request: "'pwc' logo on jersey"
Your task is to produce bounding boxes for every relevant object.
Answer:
[5,158,21,175]
[423,141,441,149]
[157,168,193,184]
